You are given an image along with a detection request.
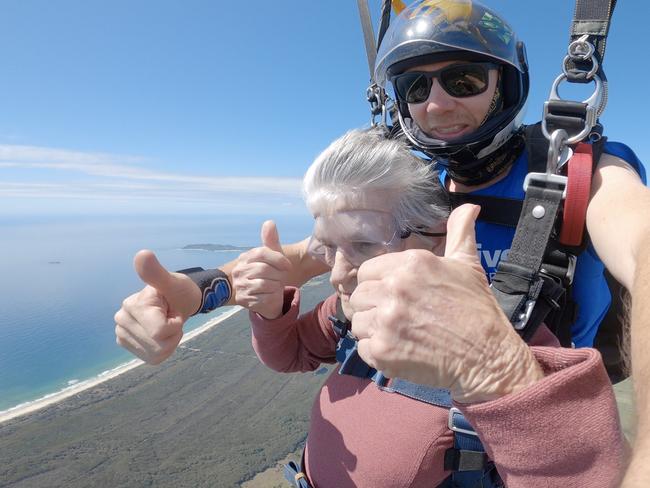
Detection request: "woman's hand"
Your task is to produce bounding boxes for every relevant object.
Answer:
[350,204,544,403]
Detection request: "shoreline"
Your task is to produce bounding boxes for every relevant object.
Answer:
[0,306,243,424]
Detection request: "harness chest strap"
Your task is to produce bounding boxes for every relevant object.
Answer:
[489,172,568,342]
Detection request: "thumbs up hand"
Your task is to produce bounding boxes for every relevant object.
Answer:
[232,220,292,319]
[114,250,202,365]
[349,205,543,402]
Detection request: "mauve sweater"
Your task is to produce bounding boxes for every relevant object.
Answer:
[250,287,626,488]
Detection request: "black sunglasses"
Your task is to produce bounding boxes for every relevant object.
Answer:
[391,62,497,104]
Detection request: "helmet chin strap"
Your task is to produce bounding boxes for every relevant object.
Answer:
[399,112,526,186]
[438,131,525,186]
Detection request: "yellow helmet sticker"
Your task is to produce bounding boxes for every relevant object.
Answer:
[409,0,473,22]
[391,0,407,14]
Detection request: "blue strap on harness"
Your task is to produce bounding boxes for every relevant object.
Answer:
[331,312,501,487]
[284,460,311,488]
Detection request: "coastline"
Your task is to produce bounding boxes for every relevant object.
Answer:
[0,276,330,487]
[0,306,243,424]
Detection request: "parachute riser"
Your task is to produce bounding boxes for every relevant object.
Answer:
[357,0,393,129]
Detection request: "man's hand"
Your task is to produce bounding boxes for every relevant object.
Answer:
[114,250,202,365]
[350,204,543,403]
[232,220,292,319]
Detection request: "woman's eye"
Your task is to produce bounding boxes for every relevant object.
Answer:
[351,241,381,255]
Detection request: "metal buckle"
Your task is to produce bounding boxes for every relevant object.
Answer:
[448,407,479,437]
[546,129,570,174]
[366,84,388,128]
[541,36,606,142]
[567,35,595,62]
[513,299,536,330]
[542,99,598,144]
[523,172,568,199]
[541,72,603,144]
[523,128,569,197]
[565,254,577,285]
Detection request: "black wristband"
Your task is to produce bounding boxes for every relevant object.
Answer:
[176,267,232,315]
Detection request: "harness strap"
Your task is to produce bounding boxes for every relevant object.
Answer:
[559,143,594,246]
[284,460,311,488]
[448,192,522,228]
[444,408,501,487]
[490,173,567,341]
[567,0,617,83]
[376,0,392,51]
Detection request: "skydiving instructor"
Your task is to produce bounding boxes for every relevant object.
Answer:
[114,2,650,485]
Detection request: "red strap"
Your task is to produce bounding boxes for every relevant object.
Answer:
[559,143,593,246]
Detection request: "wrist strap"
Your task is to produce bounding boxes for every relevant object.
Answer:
[176,267,232,315]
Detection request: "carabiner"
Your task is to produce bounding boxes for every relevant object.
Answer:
[546,129,569,174]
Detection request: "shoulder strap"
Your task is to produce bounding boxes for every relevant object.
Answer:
[448,192,522,228]
[525,123,551,174]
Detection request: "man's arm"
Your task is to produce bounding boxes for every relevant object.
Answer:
[586,153,650,486]
[622,243,650,487]
[586,154,650,289]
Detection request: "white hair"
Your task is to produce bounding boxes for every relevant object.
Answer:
[303,127,449,233]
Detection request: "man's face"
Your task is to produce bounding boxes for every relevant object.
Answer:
[404,60,499,141]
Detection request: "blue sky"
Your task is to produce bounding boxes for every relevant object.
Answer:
[1,0,647,217]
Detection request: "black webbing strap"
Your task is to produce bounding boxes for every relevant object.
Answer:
[490,180,567,341]
[376,0,392,52]
[448,193,522,228]
[543,101,594,139]
[507,186,562,271]
[525,124,551,173]
[567,0,617,82]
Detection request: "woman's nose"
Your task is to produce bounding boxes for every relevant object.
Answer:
[329,250,356,289]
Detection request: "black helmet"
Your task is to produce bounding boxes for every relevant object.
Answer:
[375,0,530,184]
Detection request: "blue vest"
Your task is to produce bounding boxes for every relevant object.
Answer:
[439,141,647,347]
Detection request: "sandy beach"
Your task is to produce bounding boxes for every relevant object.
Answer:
[0,307,243,425]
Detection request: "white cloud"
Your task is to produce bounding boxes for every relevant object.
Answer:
[0,144,304,214]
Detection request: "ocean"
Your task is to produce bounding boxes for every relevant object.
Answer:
[0,212,313,412]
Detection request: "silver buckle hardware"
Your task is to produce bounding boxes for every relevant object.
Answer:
[523,173,568,199]
[448,407,479,437]
[513,299,536,331]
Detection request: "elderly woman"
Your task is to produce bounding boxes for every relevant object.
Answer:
[232,128,625,488]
